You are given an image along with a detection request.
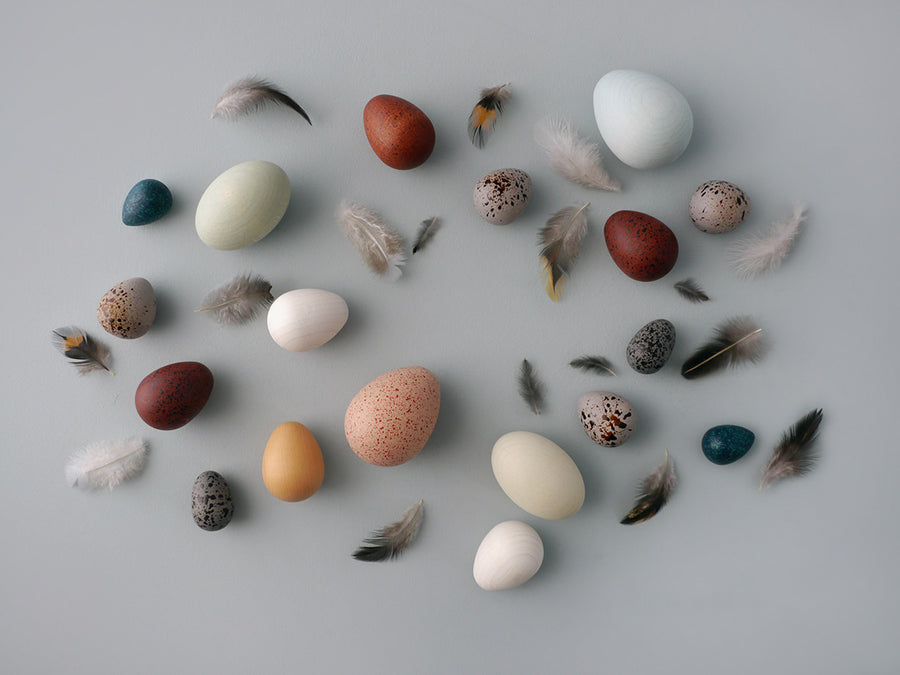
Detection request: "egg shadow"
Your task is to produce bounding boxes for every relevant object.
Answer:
[326,296,367,348]
[148,286,177,333]
[312,424,353,493]
[424,375,464,455]
[528,524,564,588]
[222,471,254,526]
[162,187,186,223]
[255,180,323,249]
[196,367,238,425]
[572,448,606,514]
[423,114,459,169]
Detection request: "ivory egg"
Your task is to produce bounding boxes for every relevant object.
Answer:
[267,289,349,352]
[262,422,325,501]
[473,520,544,591]
[195,160,291,250]
[593,70,693,169]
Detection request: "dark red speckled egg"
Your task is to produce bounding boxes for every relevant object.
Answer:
[604,210,679,281]
[364,95,435,170]
[135,362,214,430]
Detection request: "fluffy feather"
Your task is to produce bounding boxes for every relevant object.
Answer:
[729,204,807,277]
[761,409,824,489]
[337,201,406,280]
[621,451,676,525]
[51,326,112,375]
[196,273,273,324]
[681,316,768,379]
[674,278,710,303]
[468,83,510,148]
[569,355,616,376]
[539,203,591,301]
[212,77,311,123]
[65,438,148,491]
[518,358,544,415]
[353,500,424,562]
[412,217,441,254]
[534,116,621,191]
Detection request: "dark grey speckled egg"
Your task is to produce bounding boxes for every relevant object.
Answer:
[689,180,750,233]
[473,168,531,225]
[578,391,636,447]
[626,319,676,374]
[192,471,233,531]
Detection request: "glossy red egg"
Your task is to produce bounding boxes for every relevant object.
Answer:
[135,361,214,430]
[604,210,679,281]
[363,95,435,170]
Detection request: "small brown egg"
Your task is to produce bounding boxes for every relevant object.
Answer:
[363,95,435,170]
[262,422,325,501]
[97,277,156,339]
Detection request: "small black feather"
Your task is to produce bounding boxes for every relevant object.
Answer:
[681,317,767,379]
[518,358,544,415]
[569,356,616,376]
[412,217,441,254]
[352,501,424,562]
[674,278,710,303]
[761,409,824,488]
[621,452,676,525]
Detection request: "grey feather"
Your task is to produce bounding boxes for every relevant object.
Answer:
[196,273,273,324]
[539,203,591,301]
[338,201,406,280]
[412,217,441,254]
[51,326,113,375]
[674,278,710,303]
[730,204,807,277]
[681,316,768,379]
[621,451,676,525]
[212,77,311,124]
[569,356,616,376]
[760,409,823,489]
[534,115,621,191]
[518,358,544,415]
[353,501,424,562]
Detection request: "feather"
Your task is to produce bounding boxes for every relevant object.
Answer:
[674,278,710,303]
[534,115,621,191]
[539,203,591,301]
[681,316,768,379]
[518,358,544,415]
[337,201,406,280]
[569,355,616,376]
[760,409,824,489]
[353,500,424,562]
[211,77,311,124]
[729,204,807,277]
[468,83,510,148]
[621,451,676,525]
[65,438,148,491]
[51,326,112,375]
[195,273,273,324]
[412,216,441,254]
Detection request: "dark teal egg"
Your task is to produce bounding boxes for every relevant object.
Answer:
[122,179,172,226]
[701,425,755,465]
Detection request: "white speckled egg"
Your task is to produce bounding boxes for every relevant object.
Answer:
[195,160,291,250]
[593,70,693,169]
[578,391,637,447]
[689,180,750,233]
[96,277,156,339]
[473,168,531,225]
[473,520,544,591]
[266,289,348,352]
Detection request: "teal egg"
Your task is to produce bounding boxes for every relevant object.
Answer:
[701,425,755,465]
[122,179,173,226]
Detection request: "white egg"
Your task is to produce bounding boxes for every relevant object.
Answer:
[491,431,585,520]
[593,70,693,169]
[266,289,349,352]
[473,520,544,591]
[195,160,291,250]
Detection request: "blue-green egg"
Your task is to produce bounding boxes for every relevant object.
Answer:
[701,425,755,465]
[122,179,173,226]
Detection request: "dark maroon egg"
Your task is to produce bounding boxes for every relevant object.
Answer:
[604,210,679,281]
[363,95,435,170]
[135,362,213,430]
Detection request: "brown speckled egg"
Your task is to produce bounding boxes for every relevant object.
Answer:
[604,210,679,281]
[345,366,440,466]
[689,180,750,233]
[135,361,214,430]
[578,391,637,447]
[473,168,531,225]
[97,277,156,339]
[364,95,435,170]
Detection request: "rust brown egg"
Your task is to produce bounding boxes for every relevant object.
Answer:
[135,361,214,430]
[363,95,435,170]
[604,210,679,281]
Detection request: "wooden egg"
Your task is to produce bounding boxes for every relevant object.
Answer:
[363,95,435,170]
[266,289,349,352]
[262,422,325,502]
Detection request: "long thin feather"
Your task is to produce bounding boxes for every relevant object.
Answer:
[681,316,768,379]
[534,115,621,191]
[195,273,273,324]
[518,358,544,415]
[569,356,616,376]
[65,438,148,491]
[468,83,510,148]
[337,201,406,280]
[412,217,441,254]
[353,500,424,562]
[760,409,823,489]
[211,77,311,124]
[621,451,676,525]
[51,326,112,375]
[674,278,710,303]
[729,204,807,277]
[539,203,591,301]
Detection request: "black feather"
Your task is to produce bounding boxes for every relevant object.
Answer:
[412,217,441,254]
[621,452,676,525]
[352,501,424,562]
[674,278,710,303]
[760,409,824,488]
[569,356,616,376]
[681,316,767,379]
[518,359,544,415]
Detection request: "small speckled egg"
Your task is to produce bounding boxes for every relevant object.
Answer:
[701,425,755,465]
[135,361,214,430]
[345,366,440,466]
[578,391,637,447]
[690,180,751,233]
[122,179,172,226]
[364,95,436,170]
[626,319,676,374]
[191,471,233,531]
[262,422,325,501]
[97,277,157,339]
[473,168,531,225]
[605,210,678,281]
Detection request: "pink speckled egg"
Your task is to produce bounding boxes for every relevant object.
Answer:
[344,366,441,466]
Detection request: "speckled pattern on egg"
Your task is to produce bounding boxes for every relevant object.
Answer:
[473,168,531,225]
[364,95,436,170]
[626,319,676,374]
[191,471,233,531]
[604,210,678,281]
[97,277,157,339]
[578,391,636,447]
[689,180,750,233]
[701,425,756,465]
[135,361,214,430]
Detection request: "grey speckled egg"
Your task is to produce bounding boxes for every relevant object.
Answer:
[473,168,531,225]
[689,180,750,233]
[97,277,156,339]
[192,471,233,531]
[626,319,676,374]
[578,391,636,447]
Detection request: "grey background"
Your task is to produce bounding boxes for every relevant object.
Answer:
[2,1,898,673]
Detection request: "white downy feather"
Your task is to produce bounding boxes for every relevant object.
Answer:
[534,116,621,191]
[729,204,807,277]
[337,201,406,281]
[65,438,148,491]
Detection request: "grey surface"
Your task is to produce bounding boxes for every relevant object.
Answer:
[2,1,899,673]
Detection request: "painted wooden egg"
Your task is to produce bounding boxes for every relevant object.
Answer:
[262,422,325,501]
[266,289,349,352]
[135,361,213,430]
[473,168,531,225]
[689,180,751,233]
[605,210,679,281]
[702,425,756,465]
[473,520,544,591]
[191,471,233,531]
[122,179,172,226]
[97,277,156,339]
[578,391,637,447]
[363,95,435,170]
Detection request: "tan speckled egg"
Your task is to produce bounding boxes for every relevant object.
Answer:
[689,180,750,233]
[344,366,441,467]
[474,168,531,225]
[97,277,156,339]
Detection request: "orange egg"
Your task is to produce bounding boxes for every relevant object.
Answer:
[262,422,325,501]
[363,95,435,170]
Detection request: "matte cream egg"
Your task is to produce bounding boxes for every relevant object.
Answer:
[266,289,349,352]
[473,520,544,591]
